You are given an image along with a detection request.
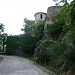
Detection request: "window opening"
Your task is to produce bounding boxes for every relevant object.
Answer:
[40,14,42,19]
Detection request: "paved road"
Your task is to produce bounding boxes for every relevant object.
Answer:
[0,55,50,75]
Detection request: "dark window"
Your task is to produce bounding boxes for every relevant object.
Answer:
[40,14,42,19]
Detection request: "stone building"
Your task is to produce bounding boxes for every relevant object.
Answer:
[34,12,47,23]
[34,6,61,25]
[34,6,61,37]
[45,6,61,30]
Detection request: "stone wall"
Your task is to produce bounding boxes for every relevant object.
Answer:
[44,6,61,37]
[46,6,61,25]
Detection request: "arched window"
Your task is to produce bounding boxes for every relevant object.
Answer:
[40,14,42,19]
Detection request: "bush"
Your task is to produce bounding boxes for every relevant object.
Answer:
[32,20,44,41]
[34,39,54,64]
[47,21,65,40]
[63,24,72,32]
[64,43,75,72]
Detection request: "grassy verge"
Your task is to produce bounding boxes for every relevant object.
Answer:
[40,64,65,74]
[26,56,36,62]
[26,56,65,75]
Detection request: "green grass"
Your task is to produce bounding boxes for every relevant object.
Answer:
[26,56,65,75]
[26,56,36,62]
[40,64,64,74]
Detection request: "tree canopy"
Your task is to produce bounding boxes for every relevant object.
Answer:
[0,23,5,34]
[21,18,34,34]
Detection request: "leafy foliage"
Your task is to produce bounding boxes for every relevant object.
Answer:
[21,18,34,34]
[16,18,36,56]
[32,20,44,41]
[53,0,71,5]
[34,0,75,74]
[19,34,36,56]
[6,36,19,55]
[47,21,64,39]
[34,39,54,64]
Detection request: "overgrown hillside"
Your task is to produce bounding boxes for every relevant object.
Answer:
[34,0,75,74]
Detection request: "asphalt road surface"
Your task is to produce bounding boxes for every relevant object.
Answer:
[0,55,50,75]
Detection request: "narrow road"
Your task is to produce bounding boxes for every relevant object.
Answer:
[0,55,50,75]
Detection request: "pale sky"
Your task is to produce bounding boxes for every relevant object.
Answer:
[0,0,55,35]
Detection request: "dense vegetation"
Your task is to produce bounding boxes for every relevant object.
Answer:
[6,36,19,55]
[6,0,75,74]
[34,1,75,74]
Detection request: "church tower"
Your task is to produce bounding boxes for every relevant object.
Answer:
[34,12,47,23]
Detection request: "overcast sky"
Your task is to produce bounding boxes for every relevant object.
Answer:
[0,0,55,35]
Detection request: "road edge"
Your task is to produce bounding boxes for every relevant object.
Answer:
[29,59,57,75]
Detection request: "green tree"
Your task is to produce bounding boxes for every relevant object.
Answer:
[0,23,5,34]
[53,0,72,5]
[0,23,5,51]
[21,18,34,34]
[20,18,37,56]
[32,20,44,41]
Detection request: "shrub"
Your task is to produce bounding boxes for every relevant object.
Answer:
[34,39,54,64]
[47,21,65,40]
[64,43,75,72]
